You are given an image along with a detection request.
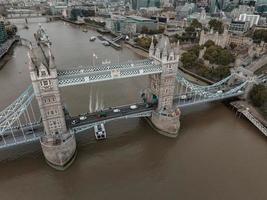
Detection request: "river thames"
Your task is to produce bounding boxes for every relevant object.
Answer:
[0,18,266,200]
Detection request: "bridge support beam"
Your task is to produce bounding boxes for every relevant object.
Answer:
[40,134,77,170]
[149,110,180,138]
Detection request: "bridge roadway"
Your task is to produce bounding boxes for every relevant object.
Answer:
[0,103,153,148]
[0,89,245,149]
[68,103,153,132]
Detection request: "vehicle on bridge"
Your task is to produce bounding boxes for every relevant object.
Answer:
[97,111,107,118]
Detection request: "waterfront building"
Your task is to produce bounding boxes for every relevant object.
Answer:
[105,15,158,34]
[0,19,7,44]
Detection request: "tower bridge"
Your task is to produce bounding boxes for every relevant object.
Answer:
[0,32,261,170]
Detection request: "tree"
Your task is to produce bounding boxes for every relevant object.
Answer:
[204,40,215,48]
[208,19,224,34]
[249,84,267,107]
[253,29,267,43]
[204,45,234,65]
[191,19,202,29]
[135,36,153,50]
[141,26,149,34]
[229,42,237,49]
[181,52,198,68]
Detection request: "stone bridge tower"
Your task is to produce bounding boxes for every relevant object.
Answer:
[28,45,76,170]
[148,36,181,137]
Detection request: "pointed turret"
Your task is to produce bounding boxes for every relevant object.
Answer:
[48,45,56,69]
[28,51,35,72]
[149,36,155,58]
[162,41,168,62]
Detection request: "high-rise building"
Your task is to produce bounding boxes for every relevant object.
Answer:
[210,0,225,13]
[0,20,7,44]
[132,0,161,10]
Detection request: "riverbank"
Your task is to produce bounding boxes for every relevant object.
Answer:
[0,37,19,70]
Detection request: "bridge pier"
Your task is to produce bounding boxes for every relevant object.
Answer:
[40,133,77,170]
[150,110,180,138]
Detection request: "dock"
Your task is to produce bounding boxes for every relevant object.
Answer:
[231,101,267,136]
[101,36,121,49]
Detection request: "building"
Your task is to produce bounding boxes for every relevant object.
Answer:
[228,34,253,47]
[105,15,158,34]
[199,27,253,48]
[199,28,229,48]
[0,19,7,44]
[231,5,255,20]
[132,0,160,10]
[239,14,260,27]
[177,3,196,19]
[210,0,225,14]
[196,0,209,7]
[256,0,267,15]
[229,20,250,34]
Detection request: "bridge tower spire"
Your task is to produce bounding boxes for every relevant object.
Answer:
[148,35,181,137]
[28,45,76,170]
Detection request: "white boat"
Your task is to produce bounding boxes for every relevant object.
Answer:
[90,36,96,41]
[102,41,110,46]
[94,124,106,140]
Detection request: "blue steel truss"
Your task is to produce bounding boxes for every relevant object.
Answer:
[57,59,162,87]
[0,86,35,135]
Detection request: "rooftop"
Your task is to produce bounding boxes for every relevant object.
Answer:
[127,15,154,22]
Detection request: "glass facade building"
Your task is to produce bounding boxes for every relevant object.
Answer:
[132,0,161,10]
[0,20,7,44]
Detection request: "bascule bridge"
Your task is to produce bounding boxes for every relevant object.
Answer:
[26,36,181,169]
[0,31,264,170]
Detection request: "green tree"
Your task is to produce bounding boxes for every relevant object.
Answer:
[204,45,234,65]
[253,29,267,43]
[208,19,224,34]
[141,26,149,34]
[250,84,267,107]
[204,40,215,48]
[181,52,198,68]
[191,19,202,29]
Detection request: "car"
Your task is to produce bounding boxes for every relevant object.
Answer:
[113,108,120,113]
[180,95,187,100]
[130,105,137,109]
[72,119,79,125]
[216,90,223,94]
[25,130,34,135]
[79,116,87,121]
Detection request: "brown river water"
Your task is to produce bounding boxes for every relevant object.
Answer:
[0,18,266,200]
